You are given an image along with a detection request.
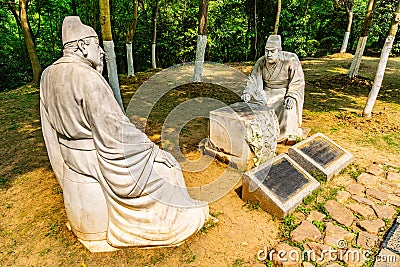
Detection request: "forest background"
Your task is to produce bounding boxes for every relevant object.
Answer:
[0,0,399,92]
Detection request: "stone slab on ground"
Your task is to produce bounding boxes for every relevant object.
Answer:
[345,183,366,196]
[336,190,351,203]
[207,102,278,170]
[357,231,378,249]
[288,132,354,181]
[387,172,400,184]
[324,222,355,247]
[374,248,400,267]
[358,219,385,234]
[345,203,375,218]
[372,205,397,220]
[242,154,320,218]
[366,163,385,177]
[272,243,302,267]
[325,200,354,227]
[351,195,375,207]
[291,220,322,243]
[306,210,326,222]
[357,173,378,187]
[366,188,389,202]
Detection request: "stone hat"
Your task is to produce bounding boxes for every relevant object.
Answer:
[265,35,282,50]
[62,16,97,45]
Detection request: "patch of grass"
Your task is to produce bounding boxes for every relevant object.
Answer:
[39,248,51,256]
[200,218,218,234]
[243,200,260,211]
[45,221,61,237]
[341,162,364,180]
[312,220,326,232]
[146,253,166,266]
[279,214,297,240]
[232,258,245,267]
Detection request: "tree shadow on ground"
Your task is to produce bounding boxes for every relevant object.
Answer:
[304,74,400,113]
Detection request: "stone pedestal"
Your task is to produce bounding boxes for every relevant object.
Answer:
[242,154,320,218]
[288,132,354,180]
[205,102,279,171]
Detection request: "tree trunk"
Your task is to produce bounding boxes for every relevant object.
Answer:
[151,0,160,69]
[348,0,376,79]
[254,0,258,59]
[126,0,138,77]
[340,2,354,53]
[14,0,42,85]
[99,0,124,111]
[193,0,209,82]
[273,0,281,35]
[363,1,400,117]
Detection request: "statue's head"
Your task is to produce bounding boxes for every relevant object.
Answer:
[265,35,281,64]
[62,16,104,73]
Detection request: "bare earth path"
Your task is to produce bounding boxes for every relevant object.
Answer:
[1,56,400,266]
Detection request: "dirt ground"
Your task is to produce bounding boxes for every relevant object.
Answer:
[1,55,400,266]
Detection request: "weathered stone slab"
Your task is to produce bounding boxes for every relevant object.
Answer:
[387,171,400,184]
[271,243,303,267]
[388,195,400,207]
[366,188,388,202]
[372,205,397,219]
[366,163,385,177]
[357,231,378,249]
[207,102,279,170]
[345,203,375,218]
[357,173,378,187]
[374,248,400,267]
[288,133,354,180]
[342,248,366,267]
[303,242,332,264]
[291,220,322,243]
[325,200,354,227]
[336,190,351,203]
[324,222,355,247]
[242,154,320,218]
[306,210,326,223]
[358,219,385,234]
[345,183,365,196]
[351,195,375,207]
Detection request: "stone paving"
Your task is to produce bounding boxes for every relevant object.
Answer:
[270,163,400,267]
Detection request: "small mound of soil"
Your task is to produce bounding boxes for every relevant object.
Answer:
[333,111,399,134]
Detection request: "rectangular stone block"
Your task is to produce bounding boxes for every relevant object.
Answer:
[207,102,276,171]
[288,132,354,181]
[242,154,320,218]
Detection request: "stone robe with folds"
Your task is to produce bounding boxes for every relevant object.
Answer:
[243,51,305,141]
[40,55,208,247]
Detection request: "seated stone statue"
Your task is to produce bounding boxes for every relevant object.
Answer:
[40,16,209,248]
[241,35,305,143]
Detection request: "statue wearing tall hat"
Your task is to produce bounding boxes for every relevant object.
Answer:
[40,16,209,250]
[241,35,305,143]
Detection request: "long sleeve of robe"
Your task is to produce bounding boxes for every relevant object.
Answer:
[40,55,208,247]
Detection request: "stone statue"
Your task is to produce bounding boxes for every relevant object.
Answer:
[40,16,208,249]
[241,35,305,143]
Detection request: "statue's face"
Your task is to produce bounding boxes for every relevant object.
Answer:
[265,48,279,64]
[85,37,104,73]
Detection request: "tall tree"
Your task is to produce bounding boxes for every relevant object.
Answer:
[151,0,160,69]
[7,0,41,85]
[273,0,281,35]
[126,0,138,77]
[99,0,124,111]
[338,0,354,53]
[363,0,400,117]
[193,0,209,82]
[348,0,377,79]
[253,0,258,59]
